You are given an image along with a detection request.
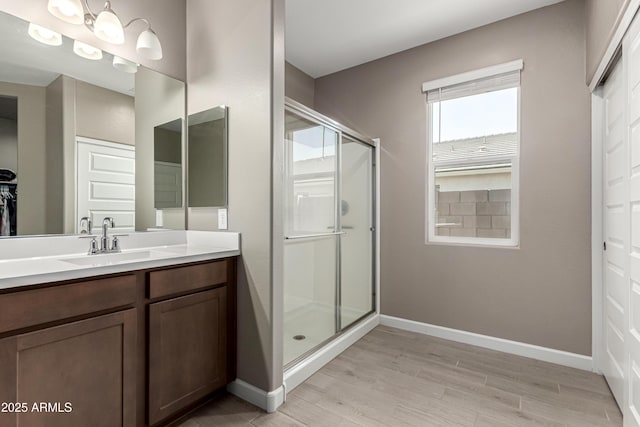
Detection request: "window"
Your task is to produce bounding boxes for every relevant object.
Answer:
[423,60,522,247]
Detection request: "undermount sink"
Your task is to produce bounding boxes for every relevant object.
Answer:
[62,251,153,266]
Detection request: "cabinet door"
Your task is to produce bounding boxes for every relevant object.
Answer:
[148,287,228,425]
[0,309,136,427]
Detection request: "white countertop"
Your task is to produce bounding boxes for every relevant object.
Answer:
[0,231,240,290]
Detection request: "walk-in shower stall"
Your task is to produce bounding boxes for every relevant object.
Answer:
[283,99,378,371]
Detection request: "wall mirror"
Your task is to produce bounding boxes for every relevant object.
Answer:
[188,106,228,209]
[0,10,186,237]
[154,119,183,210]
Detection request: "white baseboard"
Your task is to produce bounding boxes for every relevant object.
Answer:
[227,379,284,413]
[284,313,380,393]
[379,315,594,372]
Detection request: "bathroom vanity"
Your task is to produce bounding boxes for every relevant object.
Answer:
[0,231,239,427]
[0,8,236,425]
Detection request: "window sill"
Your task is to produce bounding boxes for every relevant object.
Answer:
[425,235,520,250]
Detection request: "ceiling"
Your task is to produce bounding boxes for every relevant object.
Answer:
[285,0,565,78]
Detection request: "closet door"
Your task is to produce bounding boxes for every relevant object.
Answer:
[624,12,640,426]
[603,57,628,410]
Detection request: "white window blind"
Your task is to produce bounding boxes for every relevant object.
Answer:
[426,70,521,104]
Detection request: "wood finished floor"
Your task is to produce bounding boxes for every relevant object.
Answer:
[178,326,622,427]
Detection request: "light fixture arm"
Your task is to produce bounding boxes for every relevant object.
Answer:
[81,0,100,31]
[82,0,99,20]
[123,17,151,31]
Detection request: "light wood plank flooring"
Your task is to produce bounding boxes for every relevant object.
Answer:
[178,326,622,427]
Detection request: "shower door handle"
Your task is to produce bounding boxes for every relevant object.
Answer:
[285,231,346,240]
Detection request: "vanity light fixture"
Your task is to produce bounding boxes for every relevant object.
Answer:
[27,23,63,46]
[93,2,124,44]
[112,56,138,73]
[135,27,162,60]
[47,0,84,25]
[47,0,163,60]
[73,40,103,60]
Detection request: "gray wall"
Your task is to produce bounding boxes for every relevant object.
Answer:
[76,81,135,146]
[45,76,66,234]
[0,118,17,172]
[315,0,592,355]
[0,82,46,235]
[187,0,284,392]
[585,0,631,84]
[0,0,186,81]
[56,76,77,235]
[285,61,315,107]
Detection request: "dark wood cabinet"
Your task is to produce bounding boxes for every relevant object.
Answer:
[0,274,137,334]
[0,256,237,427]
[148,287,228,425]
[0,309,136,427]
[148,260,228,299]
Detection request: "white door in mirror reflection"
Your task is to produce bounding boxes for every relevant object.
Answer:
[76,137,135,234]
[154,161,182,209]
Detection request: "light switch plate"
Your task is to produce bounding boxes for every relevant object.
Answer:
[218,208,228,230]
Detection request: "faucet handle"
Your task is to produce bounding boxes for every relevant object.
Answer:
[88,237,99,255]
[79,235,99,255]
[111,234,128,252]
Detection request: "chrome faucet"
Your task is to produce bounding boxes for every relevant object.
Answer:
[80,217,125,255]
[79,216,92,234]
[100,217,115,253]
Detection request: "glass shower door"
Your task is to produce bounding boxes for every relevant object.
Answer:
[283,104,377,368]
[340,135,375,330]
[283,111,339,366]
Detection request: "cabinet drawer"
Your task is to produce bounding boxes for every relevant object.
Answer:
[148,260,228,299]
[0,275,137,334]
